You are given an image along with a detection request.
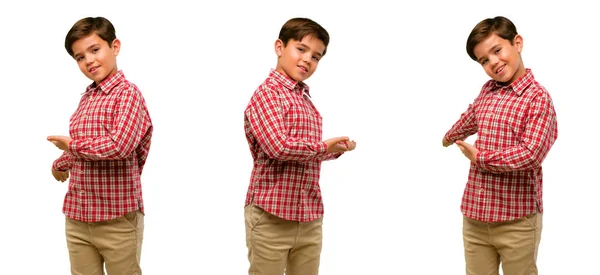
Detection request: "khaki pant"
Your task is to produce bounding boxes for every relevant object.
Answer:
[245,205,323,275]
[66,210,144,275]
[463,212,542,275]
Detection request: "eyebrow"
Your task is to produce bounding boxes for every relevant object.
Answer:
[73,43,101,58]
[298,42,323,57]
[477,44,501,63]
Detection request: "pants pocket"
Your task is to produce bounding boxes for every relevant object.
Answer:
[245,204,268,232]
[120,210,141,231]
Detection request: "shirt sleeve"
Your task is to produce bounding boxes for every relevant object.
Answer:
[476,91,557,172]
[317,152,343,161]
[246,85,328,162]
[135,131,152,173]
[69,86,152,161]
[52,151,74,171]
[444,99,480,143]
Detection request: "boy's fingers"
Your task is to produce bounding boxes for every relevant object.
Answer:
[334,136,349,143]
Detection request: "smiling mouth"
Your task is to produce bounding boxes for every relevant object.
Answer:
[88,66,99,74]
[298,65,308,73]
[496,65,505,74]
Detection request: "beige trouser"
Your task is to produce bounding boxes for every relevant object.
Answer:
[245,205,323,275]
[463,212,542,275]
[66,210,144,275]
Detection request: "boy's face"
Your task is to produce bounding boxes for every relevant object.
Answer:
[71,33,120,85]
[473,33,525,84]
[275,35,325,83]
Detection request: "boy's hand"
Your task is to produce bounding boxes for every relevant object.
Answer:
[344,140,357,151]
[51,167,69,182]
[442,137,453,147]
[455,140,479,163]
[324,136,351,153]
[47,135,72,151]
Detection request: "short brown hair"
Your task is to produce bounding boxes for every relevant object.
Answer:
[466,16,518,61]
[65,17,116,57]
[279,18,330,56]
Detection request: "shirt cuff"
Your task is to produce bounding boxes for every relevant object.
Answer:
[52,161,62,171]
[52,154,70,171]
[68,139,78,156]
[476,150,487,168]
[316,141,328,155]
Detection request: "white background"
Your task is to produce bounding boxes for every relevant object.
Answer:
[1,0,598,274]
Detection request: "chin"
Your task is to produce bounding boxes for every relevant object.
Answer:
[94,72,109,81]
[491,73,512,84]
[291,75,305,83]
[499,75,515,83]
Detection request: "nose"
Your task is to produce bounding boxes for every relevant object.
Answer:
[301,52,311,63]
[85,54,94,64]
[489,55,499,66]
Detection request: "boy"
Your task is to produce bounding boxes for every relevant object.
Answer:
[442,16,557,274]
[47,17,152,275]
[243,17,356,275]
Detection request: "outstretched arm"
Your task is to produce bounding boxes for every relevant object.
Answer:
[247,86,351,161]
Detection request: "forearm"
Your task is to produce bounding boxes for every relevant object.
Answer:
[445,107,478,143]
[259,135,329,161]
[69,135,138,160]
[317,152,343,161]
[476,145,542,173]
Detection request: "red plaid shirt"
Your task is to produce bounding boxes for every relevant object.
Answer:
[244,70,342,222]
[445,69,557,222]
[52,71,153,222]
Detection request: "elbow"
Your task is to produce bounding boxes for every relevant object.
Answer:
[527,155,543,169]
[114,148,134,160]
[530,157,542,168]
[517,151,543,171]
[107,144,135,160]
[517,158,541,171]
[265,146,287,161]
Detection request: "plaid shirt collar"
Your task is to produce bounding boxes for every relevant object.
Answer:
[270,69,311,98]
[491,68,534,97]
[85,70,126,95]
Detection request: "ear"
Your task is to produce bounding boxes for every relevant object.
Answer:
[513,34,523,53]
[274,39,284,57]
[111,39,121,56]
